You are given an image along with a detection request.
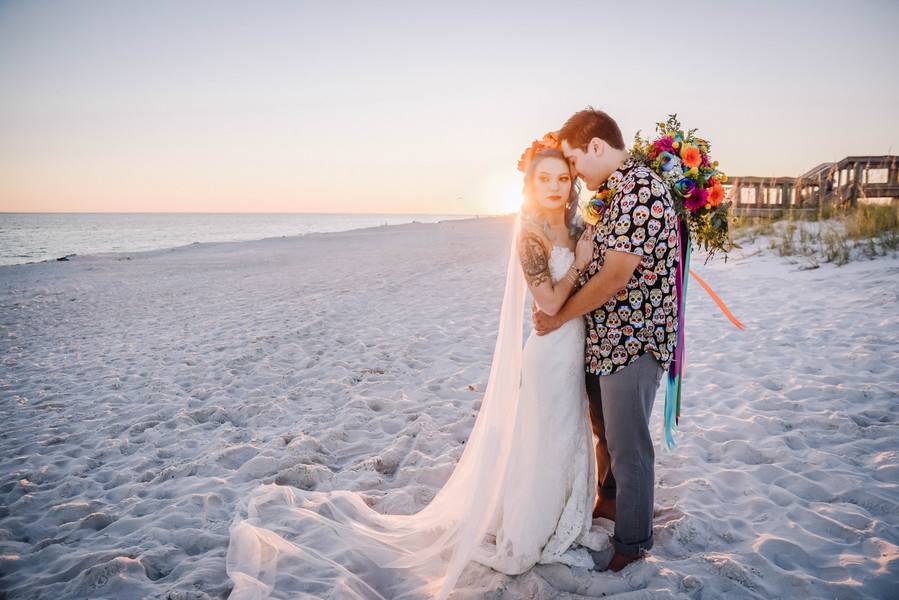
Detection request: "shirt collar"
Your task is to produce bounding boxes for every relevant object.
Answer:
[617,154,638,175]
[595,154,639,196]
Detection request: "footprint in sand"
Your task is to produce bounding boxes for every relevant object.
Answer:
[214,444,259,470]
[64,556,145,595]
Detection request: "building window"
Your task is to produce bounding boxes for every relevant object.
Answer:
[866,168,888,184]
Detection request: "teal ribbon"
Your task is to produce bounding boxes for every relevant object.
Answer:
[663,225,691,452]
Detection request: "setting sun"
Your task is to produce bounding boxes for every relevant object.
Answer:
[481,168,524,214]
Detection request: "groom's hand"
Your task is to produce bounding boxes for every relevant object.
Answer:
[533,309,562,336]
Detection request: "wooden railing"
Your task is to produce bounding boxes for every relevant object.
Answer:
[725,155,899,215]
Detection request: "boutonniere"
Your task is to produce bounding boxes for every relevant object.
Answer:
[581,182,616,226]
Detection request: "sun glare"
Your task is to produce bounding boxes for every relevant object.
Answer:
[482,169,524,214]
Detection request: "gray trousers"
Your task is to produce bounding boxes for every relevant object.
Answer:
[586,351,664,557]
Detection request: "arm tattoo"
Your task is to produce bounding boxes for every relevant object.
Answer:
[518,233,550,287]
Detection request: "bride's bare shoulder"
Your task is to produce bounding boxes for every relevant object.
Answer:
[518,220,549,246]
[518,223,551,257]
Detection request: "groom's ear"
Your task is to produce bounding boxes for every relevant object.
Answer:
[588,137,605,157]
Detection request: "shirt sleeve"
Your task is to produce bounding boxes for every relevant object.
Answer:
[605,170,666,257]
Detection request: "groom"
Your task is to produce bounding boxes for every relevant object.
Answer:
[533,108,680,572]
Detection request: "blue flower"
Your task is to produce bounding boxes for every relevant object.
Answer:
[674,177,696,198]
[658,152,682,173]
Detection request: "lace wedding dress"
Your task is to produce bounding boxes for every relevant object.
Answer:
[225,217,608,600]
[473,244,602,574]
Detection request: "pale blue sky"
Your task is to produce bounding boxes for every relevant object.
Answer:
[1,0,897,214]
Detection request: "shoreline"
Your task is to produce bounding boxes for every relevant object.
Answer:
[0,214,507,271]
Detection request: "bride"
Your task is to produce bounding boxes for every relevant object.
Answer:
[225,138,605,599]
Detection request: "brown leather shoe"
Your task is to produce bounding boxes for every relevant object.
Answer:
[608,551,643,572]
[592,497,616,521]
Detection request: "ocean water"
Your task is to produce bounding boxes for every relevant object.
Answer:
[0,212,471,267]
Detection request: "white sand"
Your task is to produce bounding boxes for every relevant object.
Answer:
[1,216,897,599]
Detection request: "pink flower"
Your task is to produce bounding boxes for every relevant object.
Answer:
[652,136,676,155]
[684,187,708,211]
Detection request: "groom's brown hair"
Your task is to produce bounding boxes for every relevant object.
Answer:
[559,107,625,151]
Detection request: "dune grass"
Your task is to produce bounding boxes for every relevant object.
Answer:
[730,203,898,266]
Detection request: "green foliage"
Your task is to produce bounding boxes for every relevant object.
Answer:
[749,203,897,265]
[632,114,731,260]
[845,204,898,239]
[821,228,850,265]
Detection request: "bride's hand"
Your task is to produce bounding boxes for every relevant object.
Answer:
[574,226,594,270]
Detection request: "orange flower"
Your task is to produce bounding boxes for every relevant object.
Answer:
[541,131,561,151]
[517,145,536,172]
[518,131,562,172]
[680,144,702,169]
[708,181,725,207]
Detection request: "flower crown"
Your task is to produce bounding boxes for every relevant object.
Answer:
[517,131,562,173]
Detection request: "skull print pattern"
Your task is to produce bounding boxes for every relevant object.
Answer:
[580,157,680,377]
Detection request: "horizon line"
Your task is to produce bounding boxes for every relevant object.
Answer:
[0,210,498,216]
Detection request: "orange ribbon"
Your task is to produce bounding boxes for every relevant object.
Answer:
[688,269,745,330]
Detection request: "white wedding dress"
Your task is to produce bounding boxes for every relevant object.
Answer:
[225,217,608,600]
[474,244,602,574]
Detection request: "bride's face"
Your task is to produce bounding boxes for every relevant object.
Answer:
[531,157,572,211]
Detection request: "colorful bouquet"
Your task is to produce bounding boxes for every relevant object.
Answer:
[631,114,732,259]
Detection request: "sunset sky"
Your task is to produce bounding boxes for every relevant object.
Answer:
[1,0,897,215]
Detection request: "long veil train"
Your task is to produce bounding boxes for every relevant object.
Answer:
[226,214,529,599]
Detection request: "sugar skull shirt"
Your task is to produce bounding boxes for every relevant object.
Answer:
[581,157,680,377]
